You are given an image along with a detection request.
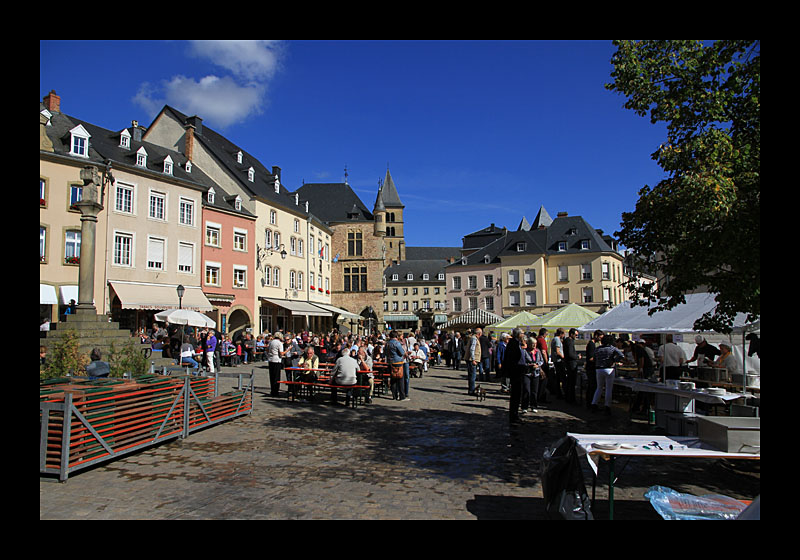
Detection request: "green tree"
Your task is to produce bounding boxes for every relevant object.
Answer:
[40,330,89,380]
[606,40,759,333]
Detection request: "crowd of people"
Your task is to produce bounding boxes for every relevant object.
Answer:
[125,320,744,422]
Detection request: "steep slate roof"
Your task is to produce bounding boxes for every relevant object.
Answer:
[462,223,509,250]
[384,259,448,282]
[543,214,614,254]
[158,106,302,216]
[531,205,553,229]
[376,169,403,208]
[295,182,373,224]
[41,106,244,212]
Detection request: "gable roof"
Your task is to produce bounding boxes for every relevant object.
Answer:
[156,106,304,216]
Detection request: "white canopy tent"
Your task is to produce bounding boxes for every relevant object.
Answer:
[579,292,759,393]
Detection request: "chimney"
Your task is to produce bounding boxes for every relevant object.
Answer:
[184,124,195,161]
[557,211,568,217]
[186,115,202,136]
[272,166,281,182]
[131,120,143,142]
[43,90,60,113]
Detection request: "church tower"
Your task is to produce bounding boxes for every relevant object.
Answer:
[376,169,405,262]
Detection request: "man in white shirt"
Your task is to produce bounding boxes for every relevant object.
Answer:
[657,335,687,380]
[267,333,286,397]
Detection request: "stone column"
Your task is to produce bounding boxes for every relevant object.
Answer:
[72,166,104,316]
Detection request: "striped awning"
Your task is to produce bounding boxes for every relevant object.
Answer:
[260,297,332,317]
[440,308,504,328]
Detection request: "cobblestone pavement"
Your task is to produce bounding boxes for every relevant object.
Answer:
[40,364,759,520]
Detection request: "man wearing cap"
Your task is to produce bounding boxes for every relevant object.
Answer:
[687,335,721,367]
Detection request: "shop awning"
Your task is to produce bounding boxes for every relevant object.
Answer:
[260,297,332,316]
[59,285,94,305]
[384,314,419,322]
[40,284,58,305]
[311,302,362,321]
[109,281,214,312]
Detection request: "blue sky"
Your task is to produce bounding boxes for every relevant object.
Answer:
[40,40,668,249]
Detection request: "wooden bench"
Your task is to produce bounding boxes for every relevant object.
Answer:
[278,380,371,408]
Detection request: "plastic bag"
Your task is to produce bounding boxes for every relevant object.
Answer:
[644,485,748,520]
[541,436,593,520]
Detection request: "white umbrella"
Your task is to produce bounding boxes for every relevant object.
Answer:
[154,308,216,328]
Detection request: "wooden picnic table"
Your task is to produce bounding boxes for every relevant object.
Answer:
[281,367,375,407]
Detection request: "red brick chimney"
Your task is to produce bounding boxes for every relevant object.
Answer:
[184,124,195,161]
[43,90,61,113]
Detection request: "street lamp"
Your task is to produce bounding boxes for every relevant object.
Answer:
[176,284,185,310]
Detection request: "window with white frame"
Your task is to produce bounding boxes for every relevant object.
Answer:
[559,288,570,304]
[413,301,419,311]
[452,276,461,290]
[298,239,303,257]
[437,273,444,280]
[406,273,413,281]
[234,228,247,251]
[234,196,242,211]
[423,273,429,281]
[205,262,221,286]
[289,270,296,289]
[392,301,399,311]
[64,230,81,261]
[581,263,592,280]
[248,167,254,182]
[603,287,612,303]
[270,210,277,225]
[290,237,296,255]
[485,296,494,311]
[582,287,593,303]
[69,184,82,207]
[136,146,147,167]
[525,290,536,306]
[453,297,462,312]
[293,219,300,233]
[558,241,567,252]
[206,223,221,247]
[468,296,478,310]
[185,161,192,173]
[234,266,247,288]
[272,267,280,287]
[237,151,243,164]
[392,274,398,281]
[558,265,569,282]
[484,274,493,288]
[40,227,47,262]
[149,191,166,220]
[179,197,194,226]
[113,232,134,267]
[264,266,271,286]
[147,237,166,270]
[516,242,526,252]
[581,239,590,250]
[273,231,280,249]
[163,156,173,175]
[509,291,520,306]
[602,262,610,280]
[297,272,303,290]
[115,183,134,214]
[119,129,130,149]
[468,275,477,289]
[207,188,215,204]
[178,242,194,273]
[508,270,519,286]
[69,125,90,157]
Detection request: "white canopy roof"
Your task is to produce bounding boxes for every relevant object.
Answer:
[579,292,758,335]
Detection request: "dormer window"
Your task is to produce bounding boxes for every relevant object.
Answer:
[294,193,299,206]
[568,227,577,235]
[484,254,491,264]
[423,273,429,281]
[461,257,467,265]
[558,241,567,252]
[248,167,254,182]
[234,195,242,211]
[68,124,90,158]
[119,129,131,149]
[392,274,398,281]
[516,242,526,252]
[163,155,173,175]
[185,160,192,173]
[580,239,590,250]
[274,177,280,194]
[305,201,309,212]
[237,151,243,164]
[207,187,215,204]
[406,273,413,281]
[438,273,445,280]
[136,146,147,167]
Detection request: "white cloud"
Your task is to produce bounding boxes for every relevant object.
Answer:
[133,40,284,128]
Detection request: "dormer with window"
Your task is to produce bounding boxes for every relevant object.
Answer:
[406,273,413,281]
[516,242,526,252]
[274,177,280,194]
[248,167,255,182]
[136,146,148,167]
[234,195,242,211]
[557,241,567,252]
[580,239,590,250]
[185,160,192,173]
[422,273,429,281]
[68,124,90,158]
[119,129,131,149]
[392,274,398,281]
[484,254,491,264]
[237,151,243,164]
[294,193,299,206]
[207,187,215,204]
[461,257,467,265]
[163,155,173,175]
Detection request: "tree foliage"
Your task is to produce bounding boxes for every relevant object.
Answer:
[606,40,759,333]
